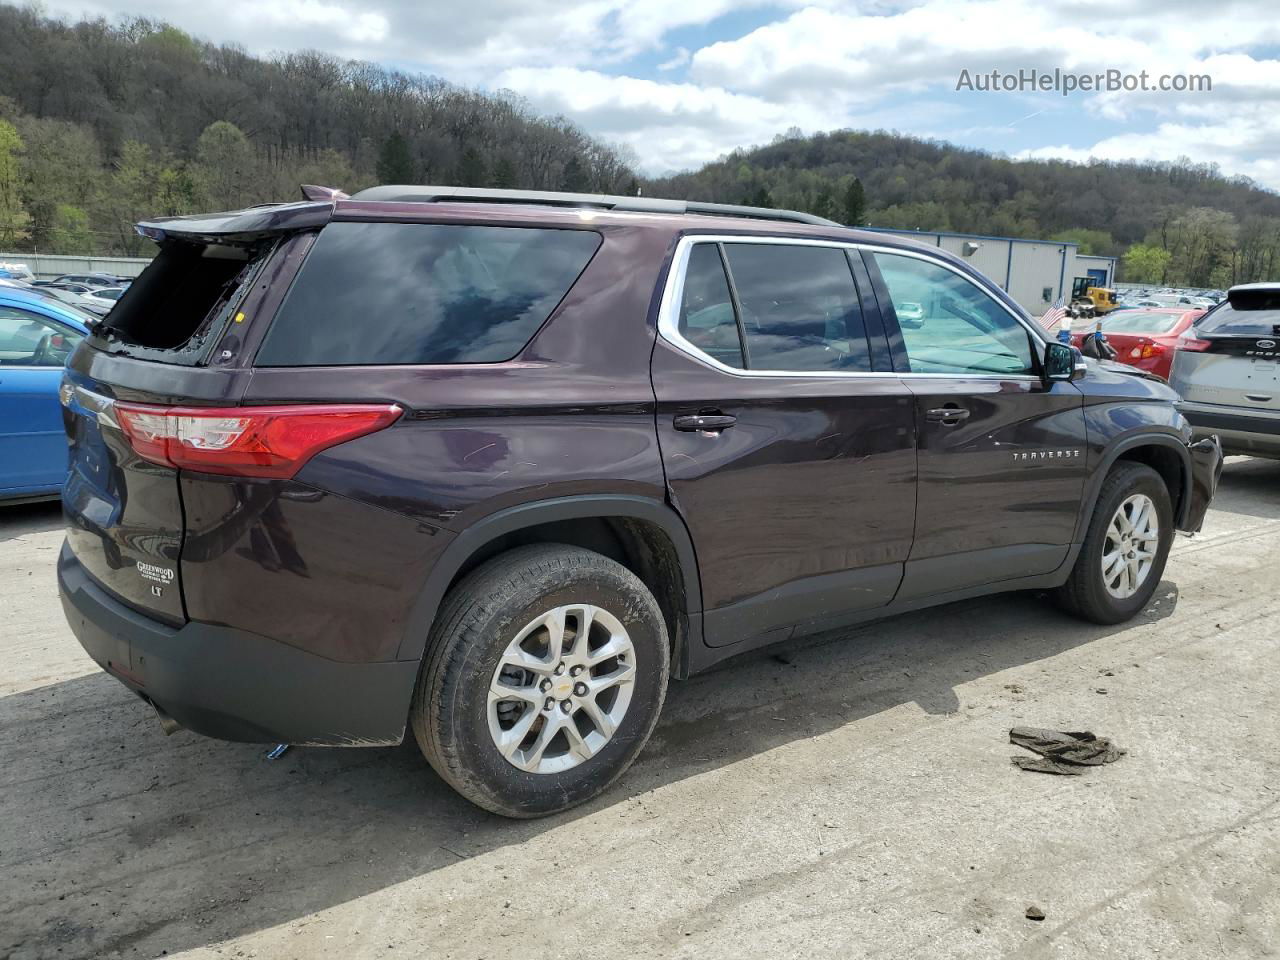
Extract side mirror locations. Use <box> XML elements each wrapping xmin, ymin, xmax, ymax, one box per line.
<box><xmin>1044</xmin><ymin>341</ymin><xmax>1086</xmax><ymax>382</ymax></box>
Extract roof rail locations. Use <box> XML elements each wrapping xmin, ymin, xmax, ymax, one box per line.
<box><xmin>347</xmin><ymin>185</ymin><xmax>841</xmax><ymax>227</ymax></box>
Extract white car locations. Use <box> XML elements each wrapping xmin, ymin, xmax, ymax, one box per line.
<box><xmin>0</xmin><ymin>261</ymin><xmax>35</xmax><ymax>282</ymax></box>
<box><xmin>80</xmin><ymin>287</ymin><xmax>127</xmax><ymax>309</ymax></box>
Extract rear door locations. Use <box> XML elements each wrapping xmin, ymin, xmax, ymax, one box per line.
<box><xmin>865</xmin><ymin>248</ymin><xmax>1087</xmax><ymax>601</ymax></box>
<box><xmin>652</xmin><ymin>236</ymin><xmax>916</xmax><ymax>647</ymax></box>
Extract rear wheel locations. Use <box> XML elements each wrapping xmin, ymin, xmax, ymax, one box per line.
<box><xmin>1056</xmin><ymin>462</ymin><xmax>1173</xmax><ymax>624</ymax></box>
<box><xmin>411</xmin><ymin>544</ymin><xmax>669</xmax><ymax>818</ymax></box>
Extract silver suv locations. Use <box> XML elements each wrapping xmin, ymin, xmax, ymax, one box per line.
<box><xmin>1171</xmin><ymin>283</ymin><xmax>1280</xmax><ymax>459</ymax></box>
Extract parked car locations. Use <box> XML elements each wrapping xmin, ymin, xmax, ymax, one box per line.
<box><xmin>80</xmin><ymin>286</ymin><xmax>126</xmax><ymax>309</ymax></box>
<box><xmin>57</xmin><ymin>187</ymin><xmax>1222</xmax><ymax>818</ymax></box>
<box><xmin>50</xmin><ymin>272</ymin><xmax>129</xmax><ymax>288</ymax></box>
<box><xmin>0</xmin><ymin>286</ymin><xmax>93</xmax><ymax>502</ymax></box>
<box><xmin>1170</xmin><ymin>283</ymin><xmax>1280</xmax><ymax>459</ymax></box>
<box><xmin>1069</xmin><ymin>308</ymin><xmax>1201</xmax><ymax>380</ymax></box>
<box><xmin>3</xmin><ymin>278</ymin><xmax>111</xmax><ymax>320</ymax></box>
<box><xmin>894</xmin><ymin>300</ymin><xmax>925</xmax><ymax>327</ymax></box>
<box><xmin>34</xmin><ymin>281</ymin><xmax>96</xmax><ymax>294</ymax></box>
<box><xmin>0</xmin><ymin>262</ymin><xmax>35</xmax><ymax>282</ymax></box>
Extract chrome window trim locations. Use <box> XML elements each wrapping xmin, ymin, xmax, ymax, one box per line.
<box><xmin>656</xmin><ymin>234</ymin><xmax>1049</xmax><ymax>381</ymax></box>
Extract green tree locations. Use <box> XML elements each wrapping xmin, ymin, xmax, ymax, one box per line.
<box><xmin>193</xmin><ymin>121</ymin><xmax>256</xmax><ymax>210</ymax></box>
<box><xmin>1122</xmin><ymin>244</ymin><xmax>1172</xmax><ymax>284</ymax></box>
<box><xmin>492</xmin><ymin>154</ymin><xmax>517</xmax><ymax>188</ymax></box>
<box><xmin>749</xmin><ymin>186</ymin><xmax>774</xmax><ymax>209</ymax></box>
<box><xmin>16</xmin><ymin>117</ymin><xmax>101</xmax><ymax>250</ymax></box>
<box><xmin>457</xmin><ymin>146</ymin><xmax>487</xmax><ymax>187</ymax></box>
<box><xmin>376</xmin><ymin>132</ymin><xmax>414</xmax><ymax>184</ymax></box>
<box><xmin>843</xmin><ymin>176</ymin><xmax>866</xmax><ymax>225</ymax></box>
<box><xmin>0</xmin><ymin>118</ymin><xmax>32</xmax><ymax>247</ymax></box>
<box><xmin>48</xmin><ymin>204</ymin><xmax>93</xmax><ymax>254</ymax></box>
<box><xmin>95</xmin><ymin>141</ymin><xmax>161</xmax><ymax>256</ymax></box>
<box><xmin>559</xmin><ymin>156</ymin><xmax>590</xmax><ymax>192</ymax></box>
<box><xmin>1050</xmin><ymin>228</ymin><xmax>1113</xmax><ymax>256</ymax></box>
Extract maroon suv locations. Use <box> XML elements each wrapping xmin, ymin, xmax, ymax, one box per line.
<box><xmin>58</xmin><ymin>186</ymin><xmax>1222</xmax><ymax>817</ymax></box>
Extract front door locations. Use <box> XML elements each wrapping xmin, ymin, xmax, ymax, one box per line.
<box><xmin>652</xmin><ymin>237</ymin><xmax>917</xmax><ymax>647</ymax></box>
<box><xmin>866</xmin><ymin>249</ymin><xmax>1088</xmax><ymax>601</ymax></box>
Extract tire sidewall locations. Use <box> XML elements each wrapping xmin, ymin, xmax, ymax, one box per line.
<box><xmin>1081</xmin><ymin>465</ymin><xmax>1174</xmax><ymax>620</ymax></box>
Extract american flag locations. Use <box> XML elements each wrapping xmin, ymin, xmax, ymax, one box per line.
<box><xmin>1039</xmin><ymin>291</ymin><xmax>1068</xmax><ymax>334</ymax></box>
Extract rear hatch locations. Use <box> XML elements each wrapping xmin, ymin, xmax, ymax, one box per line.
<box><xmin>60</xmin><ymin>204</ymin><xmax>326</xmax><ymax>621</ymax></box>
<box><xmin>1171</xmin><ymin>289</ymin><xmax>1280</xmax><ymax>412</ymax></box>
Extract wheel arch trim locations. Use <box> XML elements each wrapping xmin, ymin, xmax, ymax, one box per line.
<box><xmin>1076</xmin><ymin>433</ymin><xmax>1194</xmax><ymax>543</ymax></box>
<box><xmin>395</xmin><ymin>495</ymin><xmax>703</xmax><ymax>665</ymax></box>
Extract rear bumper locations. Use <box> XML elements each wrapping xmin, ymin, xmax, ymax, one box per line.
<box><xmin>1178</xmin><ymin>401</ymin><xmax>1280</xmax><ymax>459</ymax></box>
<box><xmin>58</xmin><ymin>542</ymin><xmax>419</xmax><ymax>745</ymax></box>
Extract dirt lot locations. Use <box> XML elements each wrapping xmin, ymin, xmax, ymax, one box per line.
<box><xmin>2</xmin><ymin>458</ymin><xmax>1278</xmax><ymax>960</ymax></box>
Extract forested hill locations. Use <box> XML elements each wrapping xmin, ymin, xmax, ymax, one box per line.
<box><xmin>0</xmin><ymin>5</ymin><xmax>636</xmax><ymax>256</ymax></box>
<box><xmin>646</xmin><ymin>129</ymin><xmax>1280</xmax><ymax>287</ymax></box>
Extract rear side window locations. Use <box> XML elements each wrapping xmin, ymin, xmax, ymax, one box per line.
<box><xmin>724</xmin><ymin>244</ymin><xmax>870</xmax><ymax>372</ymax></box>
<box><xmin>678</xmin><ymin>243</ymin><xmax>744</xmax><ymax>369</ymax></box>
<box><xmin>256</xmin><ymin>222</ymin><xmax>601</xmax><ymax>366</ymax></box>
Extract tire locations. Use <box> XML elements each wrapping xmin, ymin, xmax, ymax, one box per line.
<box><xmin>411</xmin><ymin>544</ymin><xmax>669</xmax><ymax>818</ymax></box>
<box><xmin>1055</xmin><ymin>462</ymin><xmax>1174</xmax><ymax>624</ymax></box>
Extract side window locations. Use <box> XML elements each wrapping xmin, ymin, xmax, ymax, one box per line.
<box><xmin>722</xmin><ymin>244</ymin><xmax>871</xmax><ymax>372</ymax></box>
<box><xmin>678</xmin><ymin>243</ymin><xmax>744</xmax><ymax>369</ymax></box>
<box><xmin>257</xmin><ymin>223</ymin><xmax>602</xmax><ymax>366</ymax></box>
<box><xmin>0</xmin><ymin>309</ymin><xmax>83</xmax><ymax>367</ymax></box>
<box><xmin>873</xmin><ymin>253</ymin><xmax>1036</xmax><ymax>376</ymax></box>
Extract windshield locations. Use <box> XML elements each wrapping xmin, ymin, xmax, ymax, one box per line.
<box><xmin>1098</xmin><ymin>310</ymin><xmax>1185</xmax><ymax>335</ymax></box>
<box><xmin>1197</xmin><ymin>290</ymin><xmax>1280</xmax><ymax>336</ymax></box>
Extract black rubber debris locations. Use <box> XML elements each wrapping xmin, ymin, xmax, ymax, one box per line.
<box><xmin>1009</xmin><ymin>727</ymin><xmax>1126</xmax><ymax>775</ymax></box>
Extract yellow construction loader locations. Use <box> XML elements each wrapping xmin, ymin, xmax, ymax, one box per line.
<box><xmin>1070</xmin><ymin>277</ymin><xmax>1120</xmax><ymax>318</ymax></box>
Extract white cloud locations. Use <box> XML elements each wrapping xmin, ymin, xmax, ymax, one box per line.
<box><xmin>495</xmin><ymin>67</ymin><xmax>832</xmax><ymax>171</ymax></box>
<box><xmin>657</xmin><ymin>47</ymin><xmax>691</xmax><ymax>72</ymax></box>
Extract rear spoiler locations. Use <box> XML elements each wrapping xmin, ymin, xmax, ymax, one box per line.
<box><xmin>134</xmin><ymin>199</ymin><xmax>334</xmax><ymax>245</ymax></box>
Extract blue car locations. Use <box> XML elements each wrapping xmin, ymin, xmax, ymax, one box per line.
<box><xmin>0</xmin><ymin>285</ymin><xmax>94</xmax><ymax>502</ymax></box>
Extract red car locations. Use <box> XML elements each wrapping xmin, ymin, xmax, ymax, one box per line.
<box><xmin>1069</xmin><ymin>308</ymin><xmax>1204</xmax><ymax>380</ymax></box>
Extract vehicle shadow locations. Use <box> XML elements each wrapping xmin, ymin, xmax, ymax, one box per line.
<box><xmin>0</xmin><ymin>499</ymin><xmax>62</xmax><ymax>542</ymax></box>
<box><xmin>0</xmin><ymin>581</ymin><xmax>1179</xmax><ymax>960</ymax></box>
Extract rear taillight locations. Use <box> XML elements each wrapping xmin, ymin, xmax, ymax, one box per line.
<box><xmin>1176</xmin><ymin>331</ymin><xmax>1212</xmax><ymax>352</ymax></box>
<box><xmin>1129</xmin><ymin>339</ymin><xmax>1167</xmax><ymax>360</ymax></box>
<box><xmin>114</xmin><ymin>403</ymin><xmax>402</xmax><ymax>479</ymax></box>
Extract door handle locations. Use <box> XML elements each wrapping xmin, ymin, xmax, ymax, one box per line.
<box><xmin>674</xmin><ymin>413</ymin><xmax>737</xmax><ymax>432</ymax></box>
<box><xmin>925</xmin><ymin>406</ymin><xmax>970</xmax><ymax>425</ymax></box>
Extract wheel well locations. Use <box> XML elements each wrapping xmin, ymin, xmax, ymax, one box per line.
<box><xmin>445</xmin><ymin>516</ymin><xmax>689</xmax><ymax>669</ymax></box>
<box><xmin>1115</xmin><ymin>444</ymin><xmax>1185</xmax><ymax>517</ymax></box>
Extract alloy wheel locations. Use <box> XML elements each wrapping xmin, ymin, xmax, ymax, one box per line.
<box><xmin>1101</xmin><ymin>493</ymin><xmax>1160</xmax><ymax>599</ymax></box>
<box><xmin>487</xmin><ymin>604</ymin><xmax>636</xmax><ymax>775</ymax></box>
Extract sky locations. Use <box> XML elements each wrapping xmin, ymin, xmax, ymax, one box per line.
<box><xmin>41</xmin><ymin>0</ymin><xmax>1280</xmax><ymax>189</ymax></box>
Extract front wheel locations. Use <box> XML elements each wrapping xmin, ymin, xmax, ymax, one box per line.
<box><xmin>1055</xmin><ymin>462</ymin><xmax>1174</xmax><ymax>624</ymax></box>
<box><xmin>411</xmin><ymin>544</ymin><xmax>669</xmax><ymax>818</ymax></box>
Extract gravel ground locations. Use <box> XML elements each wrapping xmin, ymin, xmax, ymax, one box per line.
<box><xmin>1</xmin><ymin>458</ymin><xmax>1277</xmax><ymax>960</ymax></box>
